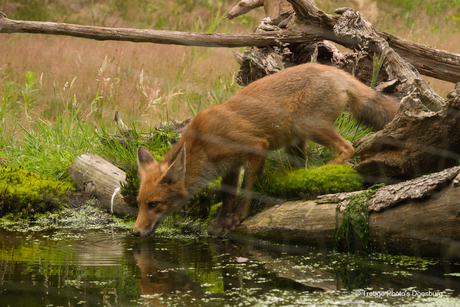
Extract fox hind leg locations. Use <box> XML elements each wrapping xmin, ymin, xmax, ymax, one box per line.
<box><xmin>285</xmin><ymin>140</ymin><xmax>308</xmax><ymax>168</ymax></box>
<box><xmin>310</xmin><ymin>125</ymin><xmax>354</xmax><ymax>164</ymax></box>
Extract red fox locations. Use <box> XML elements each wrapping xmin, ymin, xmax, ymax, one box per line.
<box><xmin>132</xmin><ymin>63</ymin><xmax>399</xmax><ymax>237</ymax></box>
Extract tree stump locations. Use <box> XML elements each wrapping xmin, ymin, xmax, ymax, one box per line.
<box><xmin>354</xmin><ymin>83</ymin><xmax>460</xmax><ymax>178</ymax></box>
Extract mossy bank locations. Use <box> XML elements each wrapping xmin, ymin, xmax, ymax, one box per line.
<box><xmin>0</xmin><ymin>166</ymin><xmax>74</xmax><ymax>218</ymax></box>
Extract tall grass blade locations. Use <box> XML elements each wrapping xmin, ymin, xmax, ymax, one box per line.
<box><xmin>185</xmin><ymin>93</ymin><xmax>196</xmax><ymax>116</ymax></box>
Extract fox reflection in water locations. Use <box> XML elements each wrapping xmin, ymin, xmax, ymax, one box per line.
<box><xmin>133</xmin><ymin>241</ymin><xmax>248</xmax><ymax>305</ymax></box>
<box><xmin>134</xmin><ymin>250</ymin><xmax>202</xmax><ymax>305</ymax></box>
<box><xmin>133</xmin><ymin>238</ymin><xmax>323</xmax><ymax>305</ymax></box>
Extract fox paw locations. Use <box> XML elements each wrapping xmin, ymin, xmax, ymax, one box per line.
<box><xmin>224</xmin><ymin>213</ymin><xmax>242</xmax><ymax>232</ymax></box>
<box><xmin>207</xmin><ymin>213</ymin><xmax>244</xmax><ymax>236</ymax></box>
<box><xmin>208</xmin><ymin>218</ymin><xmax>226</xmax><ymax>236</ymax></box>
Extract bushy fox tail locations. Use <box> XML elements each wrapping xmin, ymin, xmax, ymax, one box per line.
<box><xmin>347</xmin><ymin>84</ymin><xmax>399</xmax><ymax>130</ymax></box>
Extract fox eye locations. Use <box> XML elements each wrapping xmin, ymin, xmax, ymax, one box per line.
<box><xmin>148</xmin><ymin>201</ymin><xmax>159</xmax><ymax>210</ymax></box>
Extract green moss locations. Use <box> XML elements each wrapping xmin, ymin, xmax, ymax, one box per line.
<box><xmin>0</xmin><ymin>166</ymin><xmax>74</xmax><ymax>218</ymax></box>
<box><xmin>120</xmin><ymin>163</ymin><xmax>140</xmax><ymax>208</ymax></box>
<box><xmin>182</xmin><ymin>179</ymin><xmax>221</xmax><ymax>220</ymax></box>
<box><xmin>207</xmin><ymin>202</ymin><xmax>222</xmax><ymax>223</ymax></box>
<box><xmin>334</xmin><ymin>183</ymin><xmax>385</xmax><ymax>255</ymax></box>
<box><xmin>0</xmin><ymin>197</ymin><xmax>139</xmax><ymax>232</ymax></box>
<box><xmin>255</xmin><ymin>164</ymin><xmax>364</xmax><ymax>200</ymax></box>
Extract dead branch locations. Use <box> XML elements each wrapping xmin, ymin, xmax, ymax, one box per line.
<box><xmin>1</xmin><ymin>9</ymin><xmax>459</xmax><ymax>83</ymax></box>
<box><xmin>227</xmin><ymin>0</ymin><xmax>293</xmax><ymax>20</ymax></box>
<box><xmin>0</xmin><ymin>11</ymin><xmax>311</xmax><ymax>47</ymax></box>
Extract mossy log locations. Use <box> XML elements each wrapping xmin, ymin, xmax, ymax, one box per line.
<box><xmin>236</xmin><ymin>167</ymin><xmax>460</xmax><ymax>259</ymax></box>
<box><xmin>68</xmin><ymin>154</ymin><xmax>138</xmax><ymax>216</ymax></box>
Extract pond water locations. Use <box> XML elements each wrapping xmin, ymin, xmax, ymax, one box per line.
<box><xmin>0</xmin><ymin>227</ymin><xmax>459</xmax><ymax>307</ymax></box>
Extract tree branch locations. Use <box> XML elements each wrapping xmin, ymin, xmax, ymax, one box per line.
<box><xmin>1</xmin><ymin>4</ymin><xmax>459</xmax><ymax>83</ymax></box>
<box><xmin>0</xmin><ymin>11</ymin><xmax>311</xmax><ymax>47</ymax></box>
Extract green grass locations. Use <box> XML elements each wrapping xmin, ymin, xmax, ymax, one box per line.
<box><xmin>303</xmin><ymin>112</ymin><xmax>375</xmax><ymax>167</ymax></box>
<box><xmin>2</xmin><ymin>107</ymin><xmax>97</xmax><ymax>180</ymax></box>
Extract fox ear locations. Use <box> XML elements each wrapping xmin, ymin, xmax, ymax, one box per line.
<box><xmin>137</xmin><ymin>146</ymin><xmax>158</xmax><ymax>180</ymax></box>
<box><xmin>164</xmin><ymin>142</ymin><xmax>186</xmax><ymax>183</ymax></box>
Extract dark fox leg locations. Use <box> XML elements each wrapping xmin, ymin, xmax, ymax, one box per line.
<box><xmin>225</xmin><ymin>151</ymin><xmax>266</xmax><ymax>232</ymax></box>
<box><xmin>208</xmin><ymin>167</ymin><xmax>241</xmax><ymax>236</ymax></box>
<box><xmin>285</xmin><ymin>140</ymin><xmax>308</xmax><ymax>168</ymax></box>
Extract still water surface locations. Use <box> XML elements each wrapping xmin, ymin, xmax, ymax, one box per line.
<box><xmin>0</xmin><ymin>227</ymin><xmax>459</xmax><ymax>306</ymax></box>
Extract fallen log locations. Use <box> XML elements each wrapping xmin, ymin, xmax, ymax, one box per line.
<box><xmin>353</xmin><ymin>78</ymin><xmax>460</xmax><ymax>178</ymax></box>
<box><xmin>67</xmin><ymin>153</ymin><xmax>138</xmax><ymax>216</ymax></box>
<box><xmin>236</xmin><ymin>166</ymin><xmax>460</xmax><ymax>259</ymax></box>
<box><xmin>319</xmin><ymin>166</ymin><xmax>460</xmax><ymax>212</ymax></box>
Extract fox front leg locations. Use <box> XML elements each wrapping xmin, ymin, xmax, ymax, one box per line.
<box><xmin>208</xmin><ymin>167</ymin><xmax>241</xmax><ymax>236</ymax></box>
<box><xmin>223</xmin><ymin>152</ymin><xmax>266</xmax><ymax>233</ymax></box>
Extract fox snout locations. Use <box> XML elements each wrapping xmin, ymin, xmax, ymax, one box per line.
<box><xmin>132</xmin><ymin>227</ymin><xmax>153</xmax><ymax>238</ymax></box>
<box><xmin>132</xmin><ymin>222</ymin><xmax>157</xmax><ymax>238</ymax></box>
<box><xmin>132</xmin><ymin>229</ymin><xmax>141</xmax><ymax>237</ymax></box>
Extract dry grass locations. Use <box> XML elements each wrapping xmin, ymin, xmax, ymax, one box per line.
<box><xmin>0</xmin><ymin>34</ymin><xmax>242</xmax><ymax>128</ymax></box>
<box><xmin>0</xmin><ymin>0</ymin><xmax>458</xmax><ymax>134</ymax></box>
<box><xmin>320</xmin><ymin>0</ymin><xmax>460</xmax><ymax>97</ymax></box>
<box><xmin>0</xmin><ymin>0</ymin><xmax>264</xmax><ymax>134</ymax></box>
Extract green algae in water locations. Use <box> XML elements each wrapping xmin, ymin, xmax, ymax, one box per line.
<box><xmin>0</xmin><ymin>226</ymin><xmax>459</xmax><ymax>307</ymax></box>
<box><xmin>0</xmin><ymin>199</ymin><xmax>136</xmax><ymax>233</ymax></box>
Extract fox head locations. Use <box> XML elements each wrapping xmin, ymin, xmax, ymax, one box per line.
<box><xmin>133</xmin><ymin>143</ymin><xmax>188</xmax><ymax>238</ymax></box>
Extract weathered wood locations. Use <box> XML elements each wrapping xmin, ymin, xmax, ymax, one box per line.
<box><xmin>319</xmin><ymin>166</ymin><xmax>460</xmax><ymax>212</ymax></box>
<box><xmin>241</xmin><ymin>4</ymin><xmax>443</xmax><ymax>107</ymax></box>
<box><xmin>286</xmin><ymin>0</ymin><xmax>460</xmax><ymax>84</ymax></box>
<box><xmin>354</xmin><ymin>82</ymin><xmax>460</xmax><ymax>177</ymax></box>
<box><xmin>0</xmin><ymin>11</ymin><xmax>310</xmax><ymax>47</ymax></box>
<box><xmin>236</xmin><ymin>170</ymin><xmax>460</xmax><ymax>259</ymax></box>
<box><xmin>68</xmin><ymin>154</ymin><xmax>138</xmax><ymax>216</ymax></box>
<box><xmin>369</xmin><ymin>183</ymin><xmax>460</xmax><ymax>258</ymax></box>
<box><xmin>332</xmin><ymin>7</ymin><xmax>443</xmax><ymax>107</ymax></box>
<box><xmin>1</xmin><ymin>9</ymin><xmax>459</xmax><ymax>83</ymax></box>
<box><xmin>236</xmin><ymin>201</ymin><xmax>339</xmax><ymax>249</ymax></box>
<box><xmin>377</xmin><ymin>31</ymin><xmax>460</xmax><ymax>84</ymax></box>
<box><xmin>227</xmin><ymin>0</ymin><xmax>293</xmax><ymax>20</ymax></box>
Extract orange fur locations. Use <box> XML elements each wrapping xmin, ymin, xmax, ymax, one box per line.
<box><xmin>133</xmin><ymin>63</ymin><xmax>399</xmax><ymax>237</ymax></box>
